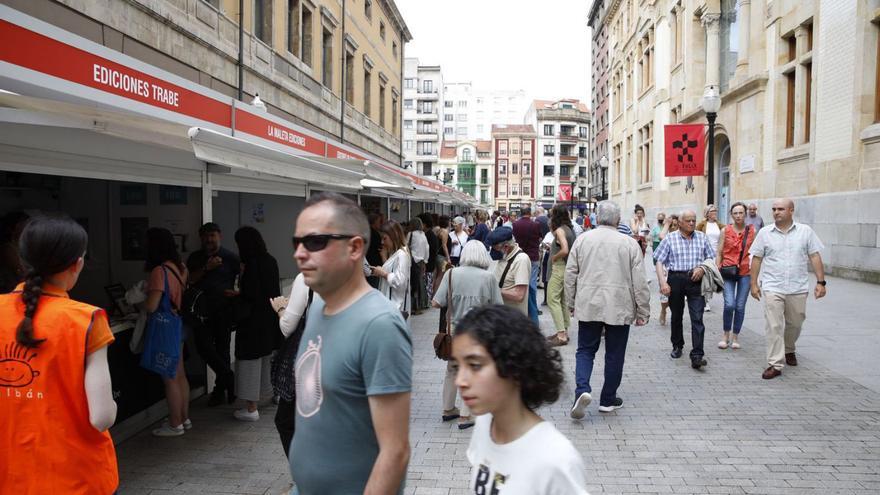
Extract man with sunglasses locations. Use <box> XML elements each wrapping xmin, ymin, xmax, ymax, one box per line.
<box><xmin>289</xmin><ymin>193</ymin><xmax>412</xmax><ymax>495</ymax></box>
<box><xmin>749</xmin><ymin>198</ymin><xmax>825</xmax><ymax>380</ymax></box>
<box><xmin>654</xmin><ymin>210</ymin><xmax>716</xmax><ymax>370</ymax></box>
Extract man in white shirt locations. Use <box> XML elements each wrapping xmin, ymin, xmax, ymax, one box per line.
<box><xmin>749</xmin><ymin>198</ymin><xmax>826</xmax><ymax>380</ymax></box>
<box><xmin>487</xmin><ymin>226</ymin><xmax>531</xmax><ymax>316</ymax></box>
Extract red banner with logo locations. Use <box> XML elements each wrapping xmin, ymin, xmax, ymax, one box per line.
<box><xmin>557</xmin><ymin>184</ymin><xmax>572</xmax><ymax>201</ymax></box>
<box><xmin>664</xmin><ymin>124</ymin><xmax>705</xmax><ymax>177</ymax></box>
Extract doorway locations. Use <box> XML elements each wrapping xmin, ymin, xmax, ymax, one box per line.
<box><xmin>716</xmin><ymin>136</ymin><xmax>731</xmax><ymax>224</ymax></box>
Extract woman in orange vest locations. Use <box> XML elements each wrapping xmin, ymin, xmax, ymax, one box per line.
<box><xmin>0</xmin><ymin>215</ymin><xmax>118</xmax><ymax>494</ymax></box>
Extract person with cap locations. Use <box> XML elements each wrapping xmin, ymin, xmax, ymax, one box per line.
<box><xmin>186</xmin><ymin>222</ymin><xmax>240</xmax><ymax>406</ymax></box>
<box><xmin>487</xmin><ymin>226</ymin><xmax>532</xmax><ymax>316</ymax></box>
<box><xmin>449</xmin><ymin>216</ymin><xmax>469</xmax><ymax>267</ymax></box>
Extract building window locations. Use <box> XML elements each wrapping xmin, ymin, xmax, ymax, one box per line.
<box><xmin>404</xmin><ymin>120</ymin><xmax>413</xmax><ymax>129</ymax></box>
<box><xmin>560</xmin><ymin>165</ymin><xmax>571</xmax><ymax>177</ymax></box>
<box><xmin>392</xmin><ymin>41</ymin><xmax>398</xmax><ymax>60</ymax></box>
<box><xmin>456</xmin><ymin>126</ymin><xmax>467</xmax><ymax>135</ymax></box>
<box><xmin>498</xmin><ymin>180</ymin><xmax>507</xmax><ymax>197</ymax></box>
<box><xmin>301</xmin><ymin>7</ymin><xmax>313</xmax><ymax>66</ymax></box>
<box><xmin>380</xmin><ymin>21</ymin><xmax>386</xmax><ymax>41</ymax></box>
<box><xmin>444</xmin><ymin>114</ymin><xmax>453</xmax><ymax>121</ymax></box>
<box><xmin>481</xmin><ymin>169</ymin><xmax>488</xmax><ymax>184</ymax></box>
<box><xmin>786</xmin><ymin>33</ymin><xmax>796</xmax><ymax>62</ymax></box>
<box><xmin>543</xmin><ymin>124</ymin><xmax>554</xmax><ymax>136</ymax></box>
<box><xmin>254</xmin><ymin>0</ymin><xmax>272</xmax><ymax>45</ymax></box>
<box><xmin>498</xmin><ymin>160</ymin><xmax>508</xmax><ymax>175</ymax></box>
<box><xmin>543</xmin><ymin>186</ymin><xmax>554</xmax><ymax>197</ymax></box>
<box><xmin>458</xmin><ymin>101</ymin><xmax>467</xmax><ymax>108</ymax></box>
<box><xmin>498</xmin><ymin>140</ymin><xmax>508</xmax><ymax>157</ymax></box>
<box><xmin>522</xmin><ymin>160</ymin><xmax>531</xmax><ymax>175</ymax></box>
<box><xmin>523</xmin><ymin>143</ymin><xmax>531</xmax><ymax>156</ymax></box>
<box><xmin>287</xmin><ymin>0</ymin><xmax>300</xmax><ymax>57</ymax></box>
<box><xmin>404</xmin><ymin>140</ymin><xmax>413</xmax><ymax>150</ymax></box>
<box><xmin>392</xmin><ymin>91</ymin><xmax>398</xmax><ymax>133</ymax></box>
<box><xmin>543</xmin><ymin>165</ymin><xmax>554</xmax><ymax>176</ymax></box>
<box><xmin>511</xmin><ymin>184</ymin><xmax>519</xmax><ymax>196</ymax></box>
<box><xmin>363</xmin><ymin>69</ymin><xmax>371</xmax><ymax>117</ymax></box>
<box><xmin>379</xmin><ymin>84</ymin><xmax>386</xmax><ymax>128</ymax></box>
<box><xmin>672</xmin><ymin>3</ymin><xmax>683</xmax><ymax>65</ymax></box>
<box><xmin>785</xmin><ymin>70</ymin><xmax>795</xmax><ymax>147</ymax></box>
<box><xmin>511</xmin><ymin>163</ymin><xmax>519</xmax><ymax>175</ymax></box>
<box><xmin>423</xmin><ymin>80</ymin><xmax>433</xmax><ymax>93</ymax></box>
<box><xmin>579</xmin><ymin>146</ymin><xmax>587</xmax><ymax>158</ymax></box>
<box><xmin>444</xmin><ymin>100</ymin><xmax>453</xmax><ymax>107</ymax></box>
<box><xmin>463</xmin><ymin>148</ymin><xmax>472</xmax><ymax>161</ymax></box>
<box><xmin>457</xmin><ymin>114</ymin><xmax>467</xmax><ymax>121</ymax></box>
<box><xmin>345</xmin><ymin>51</ymin><xmax>355</xmax><ymax>104</ymax></box>
<box><xmin>321</xmin><ymin>28</ymin><xmax>333</xmax><ymax>88</ymax></box>
<box><xmin>404</xmin><ymin>99</ymin><xmax>413</xmax><ymax>109</ymax></box>
<box><xmin>543</xmin><ymin>144</ymin><xmax>554</xmax><ymax>156</ymax></box>
<box><xmin>613</xmin><ymin>143</ymin><xmax>622</xmax><ymax>192</ymax></box>
<box><xmin>444</xmin><ymin>126</ymin><xmax>453</xmax><ymax>135</ymax></box>
<box><xmin>364</xmin><ymin>0</ymin><xmax>372</xmax><ymax>21</ymax></box>
<box><xmin>638</xmin><ymin>122</ymin><xmax>652</xmax><ymax>184</ymax></box>
<box><xmin>405</xmin><ymin>78</ymin><xmax>415</xmax><ymax>89</ymax></box>
<box><xmin>625</xmin><ymin>135</ymin><xmax>632</xmax><ymax>191</ymax></box>
<box><xmin>417</xmin><ymin>142</ymin><xmax>434</xmax><ymax>155</ymax></box>
<box><xmin>421</xmin><ymin>163</ymin><xmax>432</xmax><ymax>176</ymax></box>
<box><xmin>638</xmin><ymin>29</ymin><xmax>654</xmax><ymax>93</ymax></box>
<box><xmin>803</xmin><ymin>61</ymin><xmax>812</xmax><ymax>143</ymax></box>
<box><xmin>626</xmin><ymin>57</ymin><xmax>633</xmax><ymax>102</ymax></box>
<box><xmin>521</xmin><ymin>180</ymin><xmax>531</xmax><ymax>197</ymax></box>
<box><xmin>579</xmin><ymin>126</ymin><xmax>588</xmax><ymax>138</ymax></box>
<box><xmin>477</xmin><ymin>124</ymin><xmax>484</xmax><ymax>133</ymax></box>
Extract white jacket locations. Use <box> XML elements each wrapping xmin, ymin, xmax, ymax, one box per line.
<box><xmin>378</xmin><ymin>248</ymin><xmax>411</xmax><ymax>314</ymax></box>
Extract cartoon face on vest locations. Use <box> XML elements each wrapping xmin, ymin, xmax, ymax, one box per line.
<box><xmin>0</xmin><ymin>342</ymin><xmax>41</xmax><ymax>388</ymax></box>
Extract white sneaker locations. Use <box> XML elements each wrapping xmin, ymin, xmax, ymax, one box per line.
<box><xmin>597</xmin><ymin>397</ymin><xmax>624</xmax><ymax>413</ymax></box>
<box><xmin>162</xmin><ymin>418</ymin><xmax>192</xmax><ymax>430</ymax></box>
<box><xmin>233</xmin><ymin>408</ymin><xmax>260</xmax><ymax>422</ymax></box>
<box><xmin>718</xmin><ymin>340</ymin><xmax>729</xmax><ymax>349</ymax></box>
<box><xmin>152</xmin><ymin>423</ymin><xmax>185</xmax><ymax>437</ymax></box>
<box><xmin>569</xmin><ymin>392</ymin><xmax>592</xmax><ymax>420</ymax></box>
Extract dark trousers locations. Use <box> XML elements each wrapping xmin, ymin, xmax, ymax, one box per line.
<box><xmin>193</xmin><ymin>315</ymin><xmax>232</xmax><ymax>389</ymax></box>
<box><xmin>275</xmin><ymin>398</ymin><xmax>296</xmax><ymax>458</ymax></box>
<box><xmin>668</xmin><ymin>271</ymin><xmax>706</xmax><ymax>361</ymax></box>
<box><xmin>575</xmin><ymin>321</ymin><xmax>630</xmax><ymax>407</ymax></box>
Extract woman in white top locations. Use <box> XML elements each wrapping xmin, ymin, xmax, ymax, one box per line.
<box><xmin>453</xmin><ymin>305</ymin><xmax>590</xmax><ymax>495</ymax></box>
<box><xmin>449</xmin><ymin>216</ymin><xmax>469</xmax><ymax>266</ymax></box>
<box><xmin>697</xmin><ymin>204</ymin><xmax>725</xmax><ymax>312</ymax></box>
<box><xmin>371</xmin><ymin>220</ymin><xmax>411</xmax><ymax>317</ymax></box>
<box><xmin>408</xmin><ymin>218</ymin><xmax>430</xmax><ymax>315</ymax></box>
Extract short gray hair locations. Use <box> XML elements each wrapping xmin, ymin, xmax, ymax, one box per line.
<box><xmin>596</xmin><ymin>200</ymin><xmax>621</xmax><ymax>227</ymax></box>
<box><xmin>459</xmin><ymin>240</ymin><xmax>491</xmax><ymax>269</ymax></box>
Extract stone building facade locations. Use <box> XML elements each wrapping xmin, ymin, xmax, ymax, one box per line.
<box><xmin>588</xmin><ymin>0</ymin><xmax>611</xmax><ymax>201</ymax></box>
<box><xmin>8</xmin><ymin>0</ymin><xmax>412</xmax><ymax>165</ymax></box>
<box><xmin>438</xmin><ymin>140</ymin><xmax>494</xmax><ymax>205</ymax></box>
<box><xmin>402</xmin><ymin>58</ymin><xmax>443</xmax><ymax>176</ymax></box>
<box><xmin>492</xmin><ymin>124</ymin><xmax>536</xmax><ymax>212</ymax></box>
<box><xmin>601</xmin><ymin>0</ymin><xmax>880</xmax><ymax>282</ymax></box>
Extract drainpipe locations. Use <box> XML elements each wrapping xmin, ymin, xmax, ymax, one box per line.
<box><xmin>237</xmin><ymin>0</ymin><xmax>244</xmax><ymax>101</ymax></box>
<box><xmin>340</xmin><ymin>0</ymin><xmax>346</xmax><ymax>144</ymax></box>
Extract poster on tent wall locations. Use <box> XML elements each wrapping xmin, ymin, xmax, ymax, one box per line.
<box><xmin>664</xmin><ymin>124</ymin><xmax>706</xmax><ymax>177</ymax></box>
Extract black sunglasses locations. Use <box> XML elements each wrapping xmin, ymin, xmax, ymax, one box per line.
<box><xmin>292</xmin><ymin>234</ymin><xmax>357</xmax><ymax>252</ymax></box>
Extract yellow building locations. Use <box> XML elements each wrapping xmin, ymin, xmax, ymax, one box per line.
<box><xmin>601</xmin><ymin>0</ymin><xmax>880</xmax><ymax>281</ymax></box>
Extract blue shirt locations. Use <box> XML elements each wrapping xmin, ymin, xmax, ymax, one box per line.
<box><xmin>653</xmin><ymin>230</ymin><xmax>716</xmax><ymax>271</ymax></box>
<box><xmin>617</xmin><ymin>223</ymin><xmax>633</xmax><ymax>235</ymax></box>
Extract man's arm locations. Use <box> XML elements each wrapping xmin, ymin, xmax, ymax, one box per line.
<box><xmin>501</xmin><ymin>284</ymin><xmax>527</xmax><ymax>303</ymax></box>
<box><xmin>656</xmin><ymin>260</ymin><xmax>671</xmax><ymax>296</ymax></box>
<box><xmin>365</xmin><ymin>392</ymin><xmax>411</xmax><ymax>495</ymax></box>
<box><xmin>810</xmin><ymin>252</ymin><xmax>826</xmax><ymax>299</ymax></box>
<box><xmin>750</xmin><ymin>256</ymin><xmax>763</xmax><ymax>300</ymax></box>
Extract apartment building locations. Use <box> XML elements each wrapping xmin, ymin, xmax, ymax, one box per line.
<box><xmin>403</xmin><ymin>58</ymin><xmax>443</xmax><ymax>176</ymax></box>
<box><xmin>588</xmin><ymin>0</ymin><xmax>611</xmax><ymax>201</ymax></box>
<box><xmin>492</xmin><ymin>125</ymin><xmax>537</xmax><ymax>212</ymax></box>
<box><xmin>524</xmin><ymin>99</ymin><xmax>591</xmax><ymax>211</ymax></box>
<box><xmin>438</xmin><ymin>140</ymin><xmax>494</xmax><ymax>205</ymax></box>
<box><xmin>601</xmin><ymin>0</ymin><xmax>880</xmax><ymax>281</ymax></box>
<box><xmin>443</xmin><ymin>83</ymin><xmax>530</xmax><ymax>140</ymax></box>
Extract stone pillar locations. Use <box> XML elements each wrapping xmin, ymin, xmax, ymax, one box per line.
<box><xmin>735</xmin><ymin>0</ymin><xmax>751</xmax><ymax>77</ymax></box>
<box><xmin>702</xmin><ymin>13</ymin><xmax>722</xmax><ymax>88</ymax></box>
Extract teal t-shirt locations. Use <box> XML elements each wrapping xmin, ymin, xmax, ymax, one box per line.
<box><xmin>290</xmin><ymin>289</ymin><xmax>413</xmax><ymax>495</ymax></box>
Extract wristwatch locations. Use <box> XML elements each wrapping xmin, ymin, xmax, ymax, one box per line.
<box><xmin>816</xmin><ymin>280</ymin><xmax>827</xmax><ymax>286</ymax></box>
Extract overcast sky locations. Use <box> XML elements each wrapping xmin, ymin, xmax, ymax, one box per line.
<box><xmin>395</xmin><ymin>0</ymin><xmax>592</xmax><ymax>105</ymax></box>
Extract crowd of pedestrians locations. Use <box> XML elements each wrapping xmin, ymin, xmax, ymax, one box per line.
<box><xmin>0</xmin><ymin>190</ymin><xmax>829</xmax><ymax>494</ymax></box>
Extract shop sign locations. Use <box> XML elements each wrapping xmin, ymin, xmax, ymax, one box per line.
<box><xmin>234</xmin><ymin>108</ymin><xmax>325</xmax><ymax>156</ymax></box>
<box><xmin>557</xmin><ymin>184</ymin><xmax>572</xmax><ymax>201</ymax></box>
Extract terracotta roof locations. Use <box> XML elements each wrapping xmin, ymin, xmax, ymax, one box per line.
<box><xmin>532</xmin><ymin>98</ymin><xmax>590</xmax><ymax>113</ymax></box>
<box><xmin>439</xmin><ymin>140</ymin><xmax>457</xmax><ymax>159</ymax></box>
<box><xmin>491</xmin><ymin>124</ymin><xmax>536</xmax><ymax>135</ymax></box>
<box><xmin>475</xmin><ymin>140</ymin><xmax>492</xmax><ymax>153</ymax></box>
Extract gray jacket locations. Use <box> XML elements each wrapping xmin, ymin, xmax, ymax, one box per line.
<box><xmin>564</xmin><ymin>226</ymin><xmax>651</xmax><ymax>325</ymax></box>
<box><xmin>700</xmin><ymin>259</ymin><xmax>725</xmax><ymax>299</ymax></box>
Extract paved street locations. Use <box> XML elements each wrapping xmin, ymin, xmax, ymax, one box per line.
<box><xmin>117</xmin><ymin>275</ymin><xmax>880</xmax><ymax>494</ymax></box>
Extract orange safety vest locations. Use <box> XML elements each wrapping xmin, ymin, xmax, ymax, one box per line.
<box><xmin>0</xmin><ymin>283</ymin><xmax>118</xmax><ymax>494</ymax></box>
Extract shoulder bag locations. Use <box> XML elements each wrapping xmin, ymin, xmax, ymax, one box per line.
<box><xmin>433</xmin><ymin>269</ymin><xmax>453</xmax><ymax>360</ymax></box>
<box><xmin>498</xmin><ymin>249</ymin><xmax>527</xmax><ymax>289</ymax></box>
<box><xmin>720</xmin><ymin>226</ymin><xmax>750</xmax><ymax>280</ymax></box>
<box><xmin>140</xmin><ymin>266</ymin><xmax>182</xmax><ymax>379</ymax></box>
<box><xmin>271</xmin><ymin>289</ymin><xmax>313</xmax><ymax>402</ymax></box>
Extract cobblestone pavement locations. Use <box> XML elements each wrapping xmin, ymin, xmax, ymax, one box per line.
<box><xmin>117</xmin><ymin>276</ymin><xmax>880</xmax><ymax>494</ymax></box>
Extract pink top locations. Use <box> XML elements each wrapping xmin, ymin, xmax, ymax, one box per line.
<box><xmin>147</xmin><ymin>262</ymin><xmax>187</xmax><ymax>310</ymax></box>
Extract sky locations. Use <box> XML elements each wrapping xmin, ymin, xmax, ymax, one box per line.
<box><xmin>395</xmin><ymin>0</ymin><xmax>592</xmax><ymax>105</ymax></box>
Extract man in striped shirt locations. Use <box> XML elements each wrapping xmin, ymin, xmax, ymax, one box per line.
<box><xmin>653</xmin><ymin>210</ymin><xmax>716</xmax><ymax>369</ymax></box>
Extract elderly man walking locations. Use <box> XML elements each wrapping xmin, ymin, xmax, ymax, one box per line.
<box><xmin>487</xmin><ymin>226</ymin><xmax>532</xmax><ymax>316</ymax></box>
<box><xmin>749</xmin><ymin>198</ymin><xmax>826</xmax><ymax>379</ymax></box>
<box><xmin>653</xmin><ymin>210</ymin><xmax>716</xmax><ymax>369</ymax></box>
<box><xmin>566</xmin><ymin>201</ymin><xmax>650</xmax><ymax>417</ymax></box>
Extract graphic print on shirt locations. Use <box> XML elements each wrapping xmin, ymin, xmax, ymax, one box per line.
<box><xmin>474</xmin><ymin>463</ymin><xmax>507</xmax><ymax>494</ymax></box>
<box><xmin>295</xmin><ymin>335</ymin><xmax>323</xmax><ymax>417</ymax></box>
<box><xmin>0</xmin><ymin>341</ymin><xmax>40</xmax><ymax>388</ymax></box>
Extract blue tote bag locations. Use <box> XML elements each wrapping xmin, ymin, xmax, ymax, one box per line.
<box><xmin>140</xmin><ymin>266</ymin><xmax>182</xmax><ymax>379</ymax></box>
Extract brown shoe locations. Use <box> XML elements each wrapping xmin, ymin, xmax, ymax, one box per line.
<box><xmin>548</xmin><ymin>334</ymin><xmax>569</xmax><ymax>347</ymax></box>
<box><xmin>785</xmin><ymin>353</ymin><xmax>798</xmax><ymax>366</ymax></box>
<box><xmin>762</xmin><ymin>367</ymin><xmax>782</xmax><ymax>380</ymax></box>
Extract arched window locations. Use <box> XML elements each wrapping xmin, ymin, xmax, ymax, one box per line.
<box><xmin>462</xmin><ymin>147</ymin><xmax>472</xmax><ymax>161</ymax></box>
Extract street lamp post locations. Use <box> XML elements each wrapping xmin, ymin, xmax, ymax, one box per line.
<box><xmin>599</xmin><ymin>155</ymin><xmax>609</xmax><ymax>200</ymax></box>
<box><xmin>701</xmin><ymin>85</ymin><xmax>721</xmax><ymax>206</ymax></box>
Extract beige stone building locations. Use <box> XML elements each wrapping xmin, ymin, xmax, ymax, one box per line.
<box><xmin>6</xmin><ymin>0</ymin><xmax>411</xmax><ymax>163</ymax></box>
<box><xmin>601</xmin><ymin>0</ymin><xmax>880</xmax><ymax>281</ymax></box>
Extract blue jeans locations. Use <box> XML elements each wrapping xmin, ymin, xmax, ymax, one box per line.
<box><xmin>528</xmin><ymin>260</ymin><xmax>540</xmax><ymax>326</ymax></box>
<box><xmin>722</xmin><ymin>275</ymin><xmax>751</xmax><ymax>333</ymax></box>
<box><xmin>574</xmin><ymin>321</ymin><xmax>630</xmax><ymax>407</ymax></box>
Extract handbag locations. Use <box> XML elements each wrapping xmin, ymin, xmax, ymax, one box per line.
<box><xmin>271</xmin><ymin>289</ymin><xmax>314</xmax><ymax>402</ymax></box>
<box><xmin>720</xmin><ymin>225</ymin><xmax>750</xmax><ymax>280</ymax></box>
<box><xmin>433</xmin><ymin>269</ymin><xmax>453</xmax><ymax>361</ymax></box>
<box><xmin>140</xmin><ymin>266</ymin><xmax>182</xmax><ymax>379</ymax></box>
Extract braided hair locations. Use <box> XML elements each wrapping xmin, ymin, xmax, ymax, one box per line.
<box><xmin>16</xmin><ymin>215</ymin><xmax>88</xmax><ymax>348</ymax></box>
